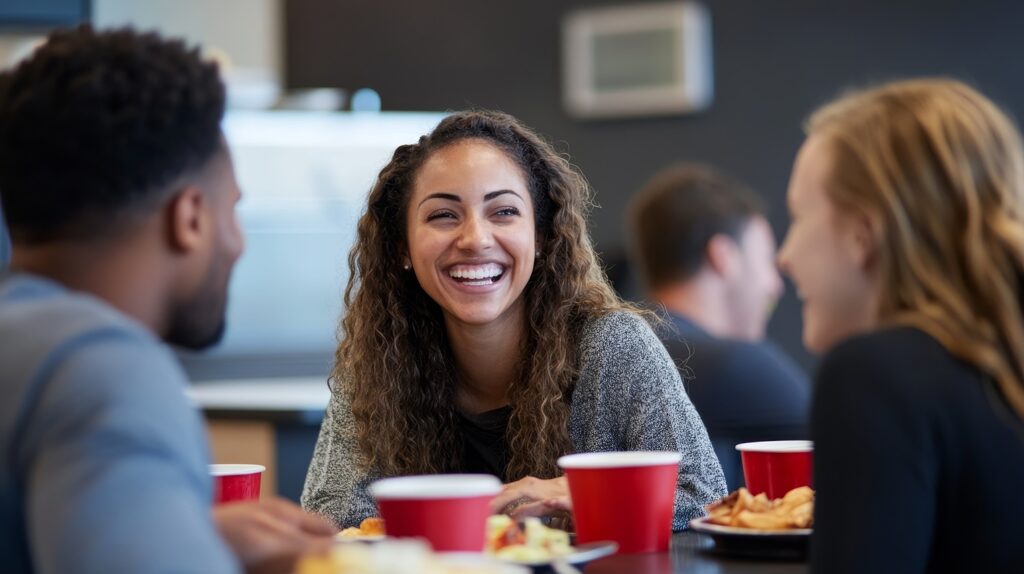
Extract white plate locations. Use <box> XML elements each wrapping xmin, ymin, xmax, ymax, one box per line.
<box><xmin>334</xmin><ymin>533</ymin><xmax>387</xmax><ymax>543</ymax></box>
<box><xmin>495</xmin><ymin>540</ymin><xmax>618</xmax><ymax>568</ymax></box>
<box><xmin>438</xmin><ymin>553</ymin><xmax>531</xmax><ymax>574</ymax></box>
<box><xmin>689</xmin><ymin>516</ymin><xmax>811</xmax><ymax>536</ymax></box>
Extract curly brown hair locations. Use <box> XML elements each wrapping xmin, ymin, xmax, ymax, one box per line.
<box><xmin>333</xmin><ymin>110</ymin><xmax>635</xmax><ymax>480</ymax></box>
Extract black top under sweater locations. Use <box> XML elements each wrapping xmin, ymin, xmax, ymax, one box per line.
<box><xmin>457</xmin><ymin>406</ymin><xmax>512</xmax><ymax>481</ymax></box>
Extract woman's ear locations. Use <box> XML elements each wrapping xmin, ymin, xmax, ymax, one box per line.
<box><xmin>848</xmin><ymin>211</ymin><xmax>879</xmax><ymax>271</ymax></box>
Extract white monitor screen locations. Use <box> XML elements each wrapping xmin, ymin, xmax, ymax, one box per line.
<box><xmin>593</xmin><ymin>29</ymin><xmax>679</xmax><ymax>91</ymax></box>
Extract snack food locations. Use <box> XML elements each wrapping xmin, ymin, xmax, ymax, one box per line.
<box><xmin>338</xmin><ymin>517</ymin><xmax>387</xmax><ymax>539</ymax></box>
<box><xmin>705</xmin><ymin>486</ymin><xmax>814</xmax><ymax>530</ymax></box>
<box><xmin>485</xmin><ymin>515</ymin><xmax>572</xmax><ymax>562</ymax></box>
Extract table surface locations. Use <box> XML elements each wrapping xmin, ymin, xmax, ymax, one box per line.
<box><xmin>188</xmin><ymin>381</ymin><xmax>811</xmax><ymax>574</ymax></box>
<box><xmin>584</xmin><ymin>531</ymin><xmax>807</xmax><ymax>574</ymax></box>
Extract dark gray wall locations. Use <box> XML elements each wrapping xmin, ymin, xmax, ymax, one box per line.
<box><xmin>286</xmin><ymin>0</ymin><xmax>1024</xmax><ymax>372</ymax></box>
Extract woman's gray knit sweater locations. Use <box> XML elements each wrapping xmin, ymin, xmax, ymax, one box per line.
<box><xmin>301</xmin><ymin>310</ymin><xmax>727</xmax><ymax>531</ymax></box>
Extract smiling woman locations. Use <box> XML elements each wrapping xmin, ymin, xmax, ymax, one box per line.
<box><xmin>407</xmin><ymin>140</ymin><xmax>537</xmax><ymax>330</ymax></box>
<box><xmin>300</xmin><ymin>110</ymin><xmax>726</xmax><ymax>531</ymax></box>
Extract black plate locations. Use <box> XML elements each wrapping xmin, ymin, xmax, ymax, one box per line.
<box><xmin>688</xmin><ymin>517</ymin><xmax>809</xmax><ymax>560</ymax></box>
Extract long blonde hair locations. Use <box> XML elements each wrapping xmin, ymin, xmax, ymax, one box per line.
<box><xmin>335</xmin><ymin>110</ymin><xmax>634</xmax><ymax>480</ymax></box>
<box><xmin>808</xmin><ymin>78</ymin><xmax>1024</xmax><ymax>419</ymax></box>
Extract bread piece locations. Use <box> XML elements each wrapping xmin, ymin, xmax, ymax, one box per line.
<box><xmin>359</xmin><ymin>517</ymin><xmax>385</xmax><ymax>536</ymax></box>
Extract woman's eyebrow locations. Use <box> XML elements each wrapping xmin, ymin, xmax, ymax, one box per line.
<box><xmin>484</xmin><ymin>190</ymin><xmax>522</xmax><ymax>201</ymax></box>
<box><xmin>418</xmin><ymin>192</ymin><xmax>461</xmax><ymax>207</ymax></box>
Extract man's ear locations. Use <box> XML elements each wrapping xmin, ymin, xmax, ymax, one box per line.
<box><xmin>706</xmin><ymin>233</ymin><xmax>741</xmax><ymax>279</ymax></box>
<box><xmin>166</xmin><ymin>186</ymin><xmax>207</xmax><ymax>254</ymax></box>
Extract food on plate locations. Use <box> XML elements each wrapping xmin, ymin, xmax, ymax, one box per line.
<box><xmin>338</xmin><ymin>517</ymin><xmax>386</xmax><ymax>539</ymax></box>
<box><xmin>485</xmin><ymin>515</ymin><xmax>572</xmax><ymax>562</ymax></box>
<box><xmin>705</xmin><ymin>486</ymin><xmax>814</xmax><ymax>530</ymax></box>
<box><xmin>297</xmin><ymin>538</ymin><xmax>518</xmax><ymax>574</ymax></box>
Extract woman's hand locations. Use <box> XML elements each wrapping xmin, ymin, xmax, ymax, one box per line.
<box><xmin>489</xmin><ymin>476</ymin><xmax>573</xmax><ymax>521</ymax></box>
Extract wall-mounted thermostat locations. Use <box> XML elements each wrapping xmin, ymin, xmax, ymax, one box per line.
<box><xmin>562</xmin><ymin>1</ymin><xmax>712</xmax><ymax>119</ymax></box>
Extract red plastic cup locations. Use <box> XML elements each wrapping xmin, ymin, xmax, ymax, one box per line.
<box><xmin>736</xmin><ymin>440</ymin><xmax>813</xmax><ymax>499</ymax></box>
<box><xmin>558</xmin><ymin>451</ymin><xmax>681</xmax><ymax>554</ymax></box>
<box><xmin>210</xmin><ymin>464</ymin><xmax>265</xmax><ymax>504</ymax></box>
<box><xmin>369</xmin><ymin>474</ymin><xmax>501</xmax><ymax>552</ymax></box>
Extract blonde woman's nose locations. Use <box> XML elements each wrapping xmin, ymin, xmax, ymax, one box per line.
<box><xmin>768</xmin><ymin>264</ymin><xmax>784</xmax><ymax>299</ymax></box>
<box><xmin>776</xmin><ymin>237</ymin><xmax>792</xmax><ymax>278</ymax></box>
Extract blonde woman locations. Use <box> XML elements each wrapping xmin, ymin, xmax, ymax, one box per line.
<box><xmin>302</xmin><ymin>110</ymin><xmax>726</xmax><ymax>530</ymax></box>
<box><xmin>779</xmin><ymin>79</ymin><xmax>1024</xmax><ymax>572</ymax></box>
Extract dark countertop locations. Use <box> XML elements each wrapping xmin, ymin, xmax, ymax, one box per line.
<box><xmin>586</xmin><ymin>531</ymin><xmax>808</xmax><ymax>574</ymax></box>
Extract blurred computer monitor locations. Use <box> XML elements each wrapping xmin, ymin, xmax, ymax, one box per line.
<box><xmin>179</xmin><ymin>110</ymin><xmax>447</xmax><ymax>380</ymax></box>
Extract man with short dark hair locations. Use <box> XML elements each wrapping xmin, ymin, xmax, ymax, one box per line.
<box><xmin>0</xmin><ymin>26</ymin><xmax>333</xmax><ymax>573</ymax></box>
<box><xmin>629</xmin><ymin>164</ymin><xmax>810</xmax><ymax>490</ymax></box>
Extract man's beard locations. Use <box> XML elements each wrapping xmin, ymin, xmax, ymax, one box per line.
<box><xmin>166</xmin><ymin>262</ymin><xmax>230</xmax><ymax>351</ymax></box>
<box><xmin>168</xmin><ymin>316</ymin><xmax>226</xmax><ymax>351</ymax></box>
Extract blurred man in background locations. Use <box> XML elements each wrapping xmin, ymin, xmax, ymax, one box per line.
<box><xmin>629</xmin><ymin>164</ymin><xmax>810</xmax><ymax>490</ymax></box>
<box><xmin>0</xmin><ymin>26</ymin><xmax>333</xmax><ymax>573</ymax></box>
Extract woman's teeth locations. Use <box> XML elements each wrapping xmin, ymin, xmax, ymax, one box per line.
<box><xmin>449</xmin><ymin>263</ymin><xmax>504</xmax><ymax>285</ymax></box>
